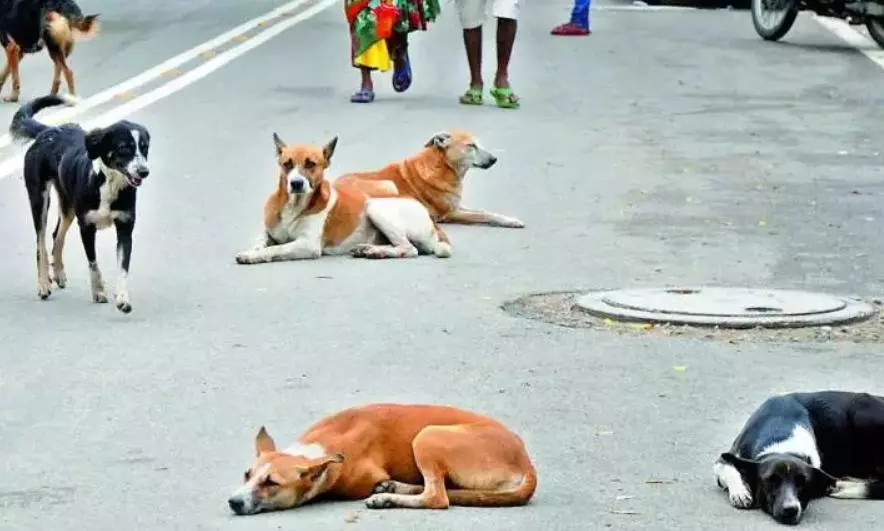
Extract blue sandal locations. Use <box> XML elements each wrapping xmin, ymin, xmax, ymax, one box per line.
<box><xmin>392</xmin><ymin>48</ymin><xmax>412</xmax><ymax>93</ymax></box>
<box><xmin>350</xmin><ymin>89</ymin><xmax>375</xmax><ymax>103</ymax></box>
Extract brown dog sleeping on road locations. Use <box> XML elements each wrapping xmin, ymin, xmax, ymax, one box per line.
<box><xmin>336</xmin><ymin>129</ymin><xmax>525</xmax><ymax>229</ymax></box>
<box><xmin>227</xmin><ymin>403</ymin><xmax>538</xmax><ymax>515</ymax></box>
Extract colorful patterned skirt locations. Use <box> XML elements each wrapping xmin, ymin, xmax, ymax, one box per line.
<box><xmin>346</xmin><ymin>0</ymin><xmax>441</xmax><ymax>71</ymax></box>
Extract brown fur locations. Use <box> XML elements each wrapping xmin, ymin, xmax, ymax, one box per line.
<box><xmin>231</xmin><ymin>404</ymin><xmax>537</xmax><ymax>515</ymax></box>
<box><xmin>1</xmin><ymin>11</ymin><xmax>99</xmax><ymax>102</ymax></box>
<box><xmin>337</xmin><ymin>141</ymin><xmax>463</xmax><ymax>220</ymax></box>
<box><xmin>336</xmin><ymin>129</ymin><xmax>524</xmax><ymax>229</ymax></box>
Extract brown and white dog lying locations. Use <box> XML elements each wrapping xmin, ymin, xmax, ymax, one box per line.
<box><xmin>234</xmin><ymin>133</ymin><xmax>451</xmax><ymax>264</ymax></box>
<box><xmin>227</xmin><ymin>403</ymin><xmax>538</xmax><ymax>515</ymax></box>
<box><xmin>336</xmin><ymin>129</ymin><xmax>525</xmax><ymax>229</ymax></box>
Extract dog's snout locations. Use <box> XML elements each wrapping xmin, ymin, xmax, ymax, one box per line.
<box><xmin>779</xmin><ymin>505</ymin><xmax>800</xmax><ymax>524</ymax></box>
<box><xmin>137</xmin><ymin>168</ymin><xmax>150</xmax><ymax>179</ymax></box>
<box><xmin>290</xmin><ymin>179</ymin><xmax>305</xmax><ymax>193</ymax></box>
<box><xmin>228</xmin><ymin>497</ymin><xmax>246</xmax><ymax>515</ymax></box>
<box><xmin>487</xmin><ymin>155</ymin><xmax>498</xmax><ymax>166</ymax></box>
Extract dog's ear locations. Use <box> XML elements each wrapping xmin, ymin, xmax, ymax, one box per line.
<box><xmin>322</xmin><ymin>136</ymin><xmax>338</xmax><ymax>164</ymax></box>
<box><xmin>424</xmin><ymin>131</ymin><xmax>452</xmax><ymax>149</ymax></box>
<box><xmin>273</xmin><ymin>132</ymin><xmax>286</xmax><ymax>156</ymax></box>
<box><xmin>720</xmin><ymin>453</ymin><xmax>761</xmax><ymax>495</ymax></box>
<box><xmin>255</xmin><ymin>425</ymin><xmax>277</xmax><ymax>456</ymax></box>
<box><xmin>720</xmin><ymin>453</ymin><xmax>759</xmax><ymax>477</ymax></box>
<box><xmin>85</xmin><ymin>128</ymin><xmax>106</xmax><ymax>159</ymax></box>
<box><xmin>808</xmin><ymin>467</ymin><xmax>838</xmax><ymax>498</ymax></box>
<box><xmin>297</xmin><ymin>454</ymin><xmax>344</xmax><ymax>481</ymax></box>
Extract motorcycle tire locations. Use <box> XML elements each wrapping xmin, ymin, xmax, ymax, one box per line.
<box><xmin>867</xmin><ymin>19</ymin><xmax>884</xmax><ymax>49</ymax></box>
<box><xmin>751</xmin><ymin>0</ymin><xmax>799</xmax><ymax>41</ymax></box>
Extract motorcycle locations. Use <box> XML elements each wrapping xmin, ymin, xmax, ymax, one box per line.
<box><xmin>751</xmin><ymin>0</ymin><xmax>884</xmax><ymax>48</ymax></box>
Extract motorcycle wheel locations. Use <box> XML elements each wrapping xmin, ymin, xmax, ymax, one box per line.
<box><xmin>751</xmin><ymin>0</ymin><xmax>799</xmax><ymax>41</ymax></box>
<box><xmin>867</xmin><ymin>19</ymin><xmax>884</xmax><ymax>49</ymax></box>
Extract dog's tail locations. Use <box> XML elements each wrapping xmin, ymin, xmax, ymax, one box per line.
<box><xmin>9</xmin><ymin>95</ymin><xmax>71</xmax><ymax>141</ymax></box>
<box><xmin>445</xmin><ymin>464</ymin><xmax>537</xmax><ymax>507</ymax></box>
<box><xmin>830</xmin><ymin>479</ymin><xmax>884</xmax><ymax>500</ymax></box>
<box><xmin>45</xmin><ymin>12</ymin><xmax>100</xmax><ymax>49</ymax></box>
<box><xmin>431</xmin><ymin>222</ymin><xmax>452</xmax><ymax>259</ymax></box>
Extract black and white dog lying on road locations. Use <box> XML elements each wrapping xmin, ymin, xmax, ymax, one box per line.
<box><xmin>715</xmin><ymin>391</ymin><xmax>884</xmax><ymax>525</ymax></box>
<box><xmin>10</xmin><ymin>94</ymin><xmax>150</xmax><ymax>313</ymax></box>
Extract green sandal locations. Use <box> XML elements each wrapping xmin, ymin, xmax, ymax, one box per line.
<box><xmin>490</xmin><ymin>86</ymin><xmax>520</xmax><ymax>109</ymax></box>
<box><xmin>459</xmin><ymin>87</ymin><xmax>484</xmax><ymax>106</ymax></box>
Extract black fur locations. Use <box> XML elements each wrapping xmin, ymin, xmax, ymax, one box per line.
<box><xmin>11</xmin><ymin>94</ymin><xmax>151</xmax><ymax>313</ymax></box>
<box><xmin>717</xmin><ymin>391</ymin><xmax>884</xmax><ymax>525</ymax></box>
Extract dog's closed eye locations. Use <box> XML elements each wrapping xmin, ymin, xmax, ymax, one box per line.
<box><xmin>303</xmin><ymin>158</ymin><xmax>316</xmax><ymax>170</ymax></box>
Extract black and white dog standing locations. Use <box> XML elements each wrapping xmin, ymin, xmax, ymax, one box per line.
<box><xmin>715</xmin><ymin>391</ymin><xmax>884</xmax><ymax>525</ymax></box>
<box><xmin>10</xmin><ymin>94</ymin><xmax>150</xmax><ymax>313</ymax></box>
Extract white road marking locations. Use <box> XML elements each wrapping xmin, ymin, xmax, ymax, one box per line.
<box><xmin>813</xmin><ymin>15</ymin><xmax>884</xmax><ymax>70</ymax></box>
<box><xmin>0</xmin><ymin>0</ymin><xmax>337</xmax><ymax>182</ymax></box>
<box><xmin>0</xmin><ymin>0</ymin><xmax>318</xmax><ymax>150</ymax></box>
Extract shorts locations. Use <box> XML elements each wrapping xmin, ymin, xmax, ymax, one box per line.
<box><xmin>454</xmin><ymin>0</ymin><xmax>520</xmax><ymax>29</ymax></box>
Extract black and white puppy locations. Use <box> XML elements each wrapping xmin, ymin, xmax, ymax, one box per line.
<box><xmin>715</xmin><ymin>391</ymin><xmax>884</xmax><ymax>525</ymax></box>
<box><xmin>10</xmin><ymin>94</ymin><xmax>150</xmax><ymax>313</ymax></box>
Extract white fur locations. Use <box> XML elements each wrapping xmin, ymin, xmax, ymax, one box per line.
<box><xmin>830</xmin><ymin>480</ymin><xmax>869</xmax><ymax>499</ymax></box>
<box><xmin>714</xmin><ymin>461</ymin><xmax>753</xmax><ymax>508</ymax></box>
<box><xmin>115</xmin><ymin>247</ymin><xmax>130</xmax><ymax>310</ymax></box>
<box><xmin>86</xmin><ymin>160</ymin><xmax>130</xmax><ymax>230</ymax></box>
<box><xmin>125</xmin><ymin>129</ymin><xmax>149</xmax><ymax>180</ymax></box>
<box><xmin>282</xmin><ymin>442</ymin><xmax>326</xmax><ymax>459</ymax></box>
<box><xmin>228</xmin><ymin>462</ymin><xmax>269</xmax><ymax>513</ymax></box>
<box><xmin>236</xmin><ymin>181</ymin><xmax>451</xmax><ymax>263</ymax></box>
<box><xmin>757</xmin><ymin>425</ymin><xmax>821</xmax><ymax>468</ymax></box>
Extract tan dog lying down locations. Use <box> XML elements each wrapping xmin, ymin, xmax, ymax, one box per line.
<box><xmin>336</xmin><ymin>130</ymin><xmax>525</xmax><ymax>229</ymax></box>
<box><xmin>227</xmin><ymin>403</ymin><xmax>538</xmax><ymax>515</ymax></box>
<box><xmin>234</xmin><ymin>134</ymin><xmax>451</xmax><ymax>264</ymax></box>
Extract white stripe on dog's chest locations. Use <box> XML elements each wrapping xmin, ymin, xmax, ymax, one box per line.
<box><xmin>85</xmin><ymin>165</ymin><xmax>130</xmax><ymax>230</ymax></box>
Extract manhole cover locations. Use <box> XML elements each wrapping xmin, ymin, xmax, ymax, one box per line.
<box><xmin>575</xmin><ymin>287</ymin><xmax>877</xmax><ymax>329</ymax></box>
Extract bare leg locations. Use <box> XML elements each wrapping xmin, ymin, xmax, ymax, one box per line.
<box><xmin>493</xmin><ymin>18</ymin><xmax>517</xmax><ymax>90</ymax></box>
<box><xmin>360</xmin><ymin>67</ymin><xmax>373</xmax><ymax>92</ymax></box>
<box><xmin>462</xmin><ymin>26</ymin><xmax>483</xmax><ymax>91</ymax></box>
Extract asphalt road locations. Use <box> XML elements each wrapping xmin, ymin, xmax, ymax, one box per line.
<box><xmin>1</xmin><ymin>1</ymin><xmax>884</xmax><ymax>530</ymax></box>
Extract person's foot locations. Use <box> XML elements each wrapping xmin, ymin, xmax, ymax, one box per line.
<box><xmin>350</xmin><ymin>88</ymin><xmax>375</xmax><ymax>103</ymax></box>
<box><xmin>459</xmin><ymin>86</ymin><xmax>484</xmax><ymax>105</ymax></box>
<box><xmin>551</xmin><ymin>22</ymin><xmax>591</xmax><ymax>36</ymax></box>
<box><xmin>490</xmin><ymin>85</ymin><xmax>519</xmax><ymax>109</ymax></box>
<box><xmin>392</xmin><ymin>45</ymin><xmax>412</xmax><ymax>93</ymax></box>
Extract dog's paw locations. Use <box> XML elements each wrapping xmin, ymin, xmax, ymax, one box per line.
<box><xmin>373</xmin><ymin>481</ymin><xmax>397</xmax><ymax>494</ymax></box>
<box><xmin>499</xmin><ymin>217</ymin><xmax>525</xmax><ymax>229</ymax></box>
<box><xmin>728</xmin><ymin>484</ymin><xmax>754</xmax><ymax>509</ymax></box>
<box><xmin>93</xmin><ymin>291</ymin><xmax>108</xmax><ymax>304</ymax></box>
<box><xmin>365</xmin><ymin>494</ymin><xmax>396</xmax><ymax>509</ymax></box>
<box><xmin>830</xmin><ymin>480</ymin><xmax>867</xmax><ymax>499</ymax></box>
<box><xmin>52</xmin><ymin>267</ymin><xmax>67</xmax><ymax>289</ymax></box>
<box><xmin>37</xmin><ymin>282</ymin><xmax>52</xmax><ymax>300</ymax></box>
<box><xmin>350</xmin><ymin>244</ymin><xmax>374</xmax><ymax>258</ymax></box>
<box><xmin>235</xmin><ymin>250</ymin><xmax>262</xmax><ymax>265</ymax></box>
<box><xmin>115</xmin><ymin>293</ymin><xmax>132</xmax><ymax>314</ymax></box>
